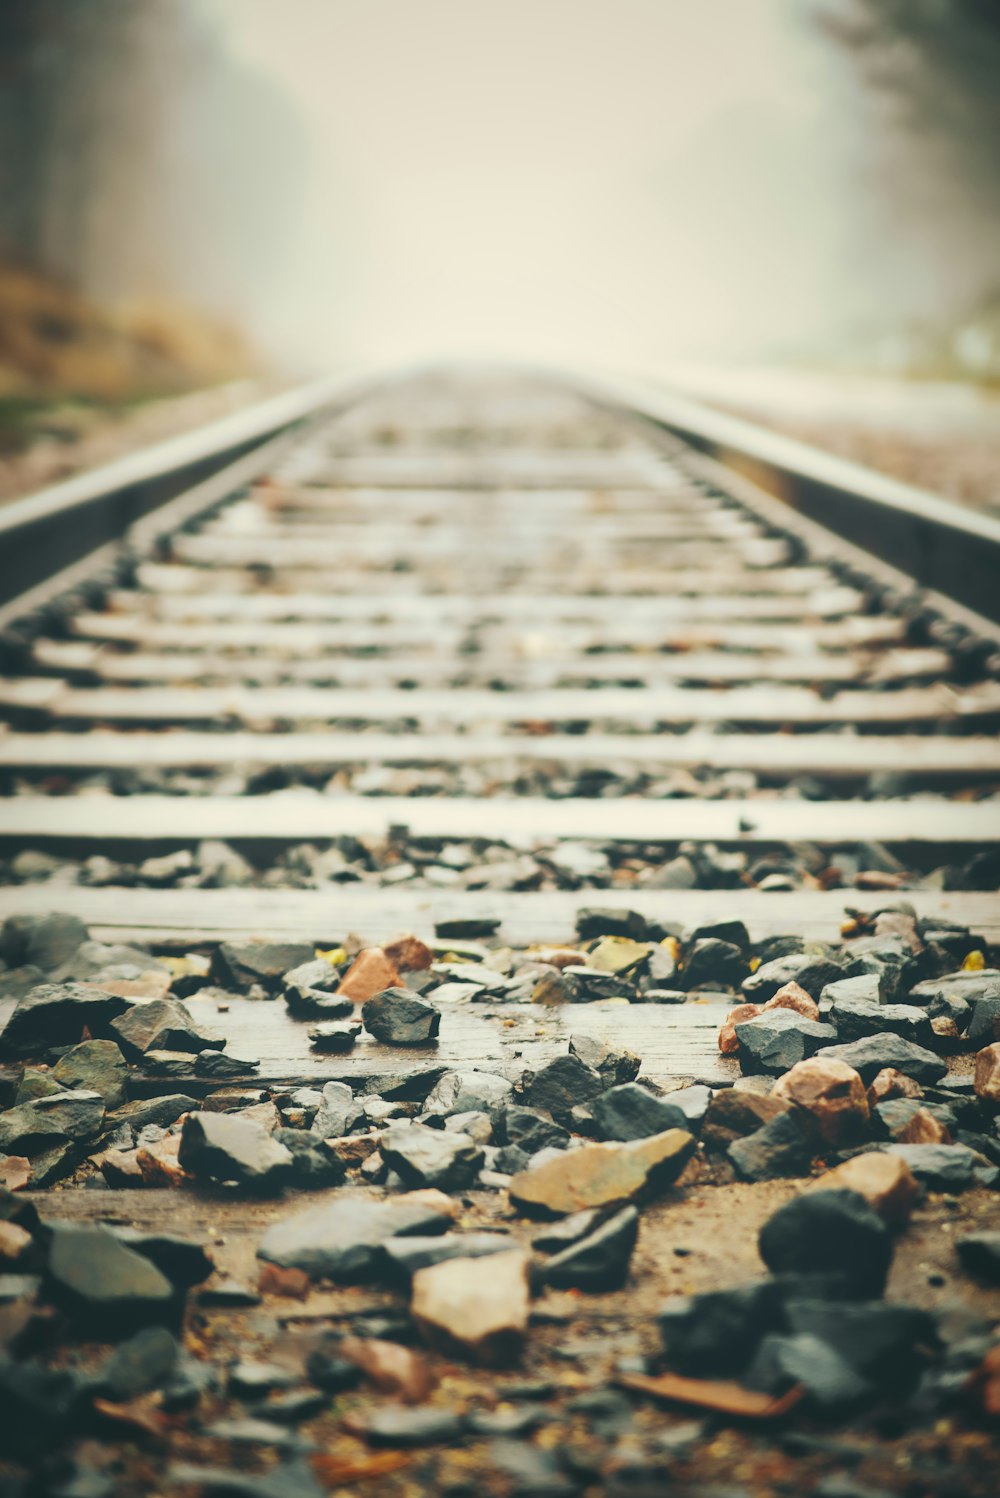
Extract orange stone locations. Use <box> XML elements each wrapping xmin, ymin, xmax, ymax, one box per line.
<box><xmin>806</xmin><ymin>1151</ymin><xmax>919</xmax><ymax>1226</ymax></box>
<box><xmin>897</xmin><ymin>1108</ymin><xmax>951</xmax><ymax>1145</ymax></box>
<box><xmin>339</xmin><ymin>1336</ymin><xmax>437</xmax><ymax>1403</ymax></box>
<box><xmin>771</xmin><ymin>1056</ymin><xmax>869</xmax><ymax>1145</ymax></box>
<box><xmin>718</xmin><ymin>1003</ymin><xmax>761</xmax><ymax>1054</ymax></box>
<box><xmin>383</xmin><ymin>934</ymin><xmax>434</xmax><ymax>973</ymax></box>
<box><xmin>867</xmin><ymin>1068</ymin><xmax>923</xmax><ymax>1108</ymax></box>
<box><xmin>762</xmin><ymin>981</ymin><xmax>820</xmax><ymax>1023</ymax></box>
<box><xmin>258</xmin><ymin>1263</ymin><xmax>310</xmax><ymax>1299</ymax></box>
<box><xmin>335</xmin><ymin>947</ymin><xmax>402</xmax><ymax>1004</ymax></box>
<box><xmin>975</xmin><ymin>1042</ymin><xmax>1000</xmax><ymax>1102</ymax></box>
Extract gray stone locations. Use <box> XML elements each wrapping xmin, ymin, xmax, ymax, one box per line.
<box><xmin>357</xmin><ymin>1404</ymin><xmax>465</xmax><ymax>1447</ymax></box>
<box><xmin>747</xmin><ymin>1331</ymin><xmax>870</xmax><ymax>1408</ymax></box>
<box><xmin>830</xmin><ymin>998</ymin><xmax>933</xmax><ymax>1047</ymax></box>
<box><xmin>567</xmin><ymin>1033</ymin><xmax>641</xmax><ymax>1085</ymax></box>
<box><xmin>310</xmin><ymin>1081</ymin><xmax>354</xmax><ymax>1139</ymax></box>
<box><xmin>110</xmin><ymin>999</ymin><xmax>224</xmax><ymax>1062</ymax></box>
<box><xmin>967</xmin><ymin>995</ymin><xmax>1000</xmax><ymax>1048</ymax></box>
<box><xmin>743</xmin><ymin>953</ymin><xmax>843</xmax><ymax>1002</ymax></box>
<box><xmin>540</xmin><ymin>1205</ymin><xmax>638</xmax><ymax>1290</ymax></box>
<box><xmin>884</xmin><ymin>1142</ymin><xmax>999</xmax><ymax>1190</ymax></box>
<box><xmin>379</xmin><ymin>1232</ymin><xmax>514</xmax><ymax>1279</ymax></box>
<box><xmin>0</xmin><ymin>1089</ymin><xmax>105</xmax><ymax>1152</ymax></box>
<box><xmin>423</xmin><ymin>1069</ymin><xmax>513</xmax><ymax>1120</ymax></box>
<box><xmin>272</xmin><ymin>1129</ymin><xmax>347</xmax><ymax>1188</ymax></box>
<box><xmin>380</xmin><ymin>1121</ymin><xmax>484</xmax><ymax>1189</ymax></box>
<box><xmin>681</xmin><ymin>938</ymin><xmax>748</xmax><ymax>990</ymax></box>
<box><xmin>196</xmin><ymin>1049</ymin><xmax>260</xmax><ymax>1077</ymax></box>
<box><xmin>52</xmin><ymin>1039</ymin><xmax>128</xmax><ymax>1107</ymax></box>
<box><xmin>307</xmin><ymin>1021</ymin><xmax>360</xmax><ymax>1052</ymax></box>
<box><xmin>178</xmin><ymin>1112</ymin><xmax>293</xmax><ymax>1191</ymax></box>
<box><xmin>257</xmin><ymin>1196</ymin><xmax>451</xmax><ymax>1279</ymax></box>
<box><xmin>728</xmin><ymin>1110</ymin><xmax>817</xmax><ymax>1181</ymax></box>
<box><xmin>109</xmin><ymin>1227</ymin><xmax>214</xmax><ymax>1289</ymax></box>
<box><xmin>361</xmin><ymin>988</ymin><xmax>441</xmax><ymax>1045</ymax></box>
<box><xmin>0</xmin><ymin>982</ymin><xmax>131</xmax><ymax>1056</ymax></box>
<box><xmin>521</xmin><ymin>1054</ymin><xmax>605</xmax><ymax>1119</ymax></box>
<box><xmin>909</xmin><ymin>970</ymin><xmax>1000</xmax><ymax>1007</ymax></box>
<box><xmin>101</xmin><ymin>1326</ymin><xmax>180</xmax><ymax>1398</ymax></box>
<box><xmin>497</xmin><ymin>1105</ymin><xmax>569</xmax><ymax>1155</ymax></box>
<box><xmin>735</xmin><ymin>1010</ymin><xmax>837</xmax><ymax>1075</ymax></box>
<box><xmin>820</xmin><ymin>974</ymin><xmax>883</xmax><ymax>1009</ymax></box>
<box><xmin>106</xmin><ymin>1095</ymin><xmax>197</xmax><ymax>1132</ymax></box>
<box><xmin>955</xmin><ymin>1230</ymin><xmax>1000</xmax><ymax>1281</ymax></box>
<box><xmin>214</xmin><ymin>942</ymin><xmax>315</xmax><ymax>991</ymax></box>
<box><xmin>590</xmin><ymin>1084</ymin><xmax>687</xmax><ymax>1142</ymax></box>
<box><xmin>0</xmin><ymin>912</ymin><xmax>88</xmax><ymax>971</ymax></box>
<box><xmin>817</xmin><ymin>1033</ymin><xmax>947</xmax><ymax>1085</ymax></box>
<box><xmin>46</xmin><ymin>1224</ymin><xmax>178</xmax><ymax>1334</ymax></box>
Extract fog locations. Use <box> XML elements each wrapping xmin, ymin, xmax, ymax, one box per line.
<box><xmin>200</xmin><ymin>0</ymin><xmax>988</xmax><ymax>375</ymax></box>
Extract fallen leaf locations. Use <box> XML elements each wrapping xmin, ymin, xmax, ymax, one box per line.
<box><xmin>616</xmin><ymin>1371</ymin><xmax>804</xmax><ymax>1419</ymax></box>
<box><xmin>311</xmin><ymin>1450</ymin><xmax>412</xmax><ymax>1483</ymax></box>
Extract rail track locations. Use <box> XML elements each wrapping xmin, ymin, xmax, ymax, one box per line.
<box><xmin>1</xmin><ymin>369</ymin><xmax>999</xmax><ymax>1494</ymax></box>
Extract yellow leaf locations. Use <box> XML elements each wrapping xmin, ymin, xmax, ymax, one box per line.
<box><xmin>962</xmin><ymin>950</ymin><xmax>985</xmax><ymax>971</ymax></box>
<box><xmin>315</xmin><ymin>946</ymin><xmax>347</xmax><ymax>966</ymax></box>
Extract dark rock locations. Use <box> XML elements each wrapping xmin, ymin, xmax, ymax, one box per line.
<box><xmin>682</xmin><ymin>938</ymin><xmax>748</xmax><ymax>990</ymax></box>
<box><xmin>361</xmin><ymin>988</ymin><xmax>441</xmax><ymax>1045</ymax></box>
<box><xmin>1</xmin><ymin>912</ymin><xmax>88</xmax><ymax>972</ymax></box>
<box><xmin>830</xmin><ymin>998</ymin><xmax>933</xmax><ymax>1047</ymax></box>
<box><xmin>283</xmin><ymin>984</ymin><xmax>355</xmax><ymax>1019</ymax></box>
<box><xmin>561</xmin><ymin>965</ymin><xmax>631</xmax><ymax>1001</ymax></box>
<box><xmin>197</xmin><ymin>1279</ymin><xmax>261</xmax><ymax>1307</ymax></box>
<box><xmin>575</xmin><ymin>907</ymin><xmax>657</xmax><ymax>941</ymax></box>
<box><xmin>909</xmin><ymin>970</ymin><xmax>1000</xmax><ymax>1007</ymax></box>
<box><xmin>109</xmin><ymin>1227</ymin><xmax>214</xmax><ymax>1289</ymax></box>
<box><xmin>45</xmin><ymin>1224</ymin><xmax>178</xmax><ymax>1334</ymax></box>
<box><xmin>660</xmin><ymin>1085</ymin><xmax>712</xmax><ymax>1130</ymax></box>
<box><xmin>228</xmin><ymin>1360</ymin><xmax>299</xmax><ymax>1398</ymax></box>
<box><xmin>817</xmin><ymin>1033</ymin><xmax>947</xmax><ymax>1085</ymax></box>
<box><xmin>247</xmin><ymin>1391</ymin><xmax>327</xmax><ymax>1425</ymax></box>
<box><xmin>955</xmin><ymin>1230</ymin><xmax>1000</xmax><ymax>1281</ymax></box>
<box><xmin>272</xmin><ymin>1129</ymin><xmax>347</xmax><ymax>1188</ymax></box>
<box><xmin>305</xmin><ymin>1346</ymin><xmax>363</xmax><ymax>1394</ymax></box>
<box><xmin>0</xmin><ymin>983</ymin><xmax>130</xmax><ymax>1057</ymax></box>
<box><xmin>884</xmin><ymin>1142</ymin><xmax>999</xmax><ymax>1190</ymax></box>
<box><xmin>540</xmin><ymin>1205</ymin><xmax>638</xmax><ymax>1290</ymax></box>
<box><xmin>380</xmin><ymin>1122</ymin><xmax>484</xmax><ymax>1189</ymax></box>
<box><xmin>589</xmin><ymin>1084</ymin><xmax>687</xmax><ymax>1142</ymax></box>
<box><xmin>735</xmin><ymin>1010</ymin><xmax>836</xmax><ymax>1075</ymax></box>
<box><xmin>143</xmin><ymin>1050</ymin><xmax>197</xmax><ymax>1078</ymax></box>
<box><xmin>820</xmin><ymin>973</ymin><xmax>883</xmax><ymax>1009</ymax></box>
<box><xmin>659</xmin><ymin>1279</ymin><xmax>782</xmax><ymax>1377</ymax></box>
<box><xmin>728</xmin><ymin>1110</ymin><xmax>818</xmax><ymax>1181</ymax></box>
<box><xmin>51</xmin><ymin>1040</ymin><xmax>128</xmax><ymax>1107</ymax></box>
<box><xmin>307</xmin><ymin>1021</ymin><xmax>360</xmax><ymax>1052</ymax></box>
<box><xmin>783</xmin><ymin>1298</ymin><xmax>936</xmax><ymax>1391</ymax></box>
<box><xmin>532</xmin><ymin>1208</ymin><xmax>604</xmax><ymax>1252</ymax></box>
<box><xmin>743</xmin><ymin>953</ymin><xmax>843</xmax><ymax>1002</ymax></box>
<box><xmin>110</xmin><ymin>999</ymin><xmax>224</xmax><ymax>1062</ymax></box>
<box><xmin>213</xmin><ymin>942</ymin><xmax>315</xmax><ymax>991</ymax></box>
<box><xmin>195</xmin><ymin>1049</ymin><xmax>260</xmax><ymax>1077</ymax></box>
<box><xmin>282</xmin><ymin>958</ymin><xmax>341</xmax><ymax>994</ymax></box>
<box><xmin>521</xmin><ymin>1054</ymin><xmax>605</xmax><ymax>1120</ymax></box>
<box><xmin>15</xmin><ymin>1067</ymin><xmax>63</xmax><ymax>1102</ymax></box>
<box><xmin>0</xmin><ymin>1357</ymin><xmax>89</xmax><ymax>1457</ymax></box>
<box><xmin>0</xmin><ymin>1090</ymin><xmax>105</xmax><ymax>1153</ymax></box>
<box><xmin>967</xmin><ymin>995</ymin><xmax>1000</xmax><ymax>1048</ymax></box>
<box><xmin>257</xmin><ymin>1196</ymin><xmax>451</xmax><ymax>1279</ymax></box>
<box><xmin>433</xmin><ymin>917</ymin><xmax>500</xmax><ymax>939</ymax></box>
<box><xmin>165</xmin><ymin>1460</ymin><xmax>323</xmax><ymax>1498</ymax></box>
<box><xmin>0</xmin><ymin>964</ymin><xmax>45</xmax><ymax>1002</ymax></box>
<box><xmin>100</xmin><ymin>1326</ymin><xmax>179</xmax><ymax>1398</ymax></box>
<box><xmin>178</xmin><ymin>1112</ymin><xmax>293</xmax><ymax>1192</ymax></box>
<box><xmin>689</xmin><ymin>920</ymin><xmax>750</xmax><ymax>953</ymax></box>
<box><xmin>497</xmin><ymin>1105</ymin><xmax>570</xmax><ymax>1155</ymax></box>
<box><xmin>873</xmin><ymin>1098</ymin><xmax>957</xmax><ymax>1141</ymax></box>
<box><xmin>567</xmin><ymin>1033</ymin><xmax>641</xmax><ymax>1085</ymax></box>
<box><xmin>380</xmin><ymin>1232</ymin><xmax>514</xmax><ymax>1279</ymax></box>
<box><xmin>758</xmin><ymin>1190</ymin><xmax>892</xmax><ymax>1297</ymax></box>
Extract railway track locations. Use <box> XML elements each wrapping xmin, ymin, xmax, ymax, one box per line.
<box><xmin>0</xmin><ymin>370</ymin><xmax>999</xmax><ymax>1494</ymax></box>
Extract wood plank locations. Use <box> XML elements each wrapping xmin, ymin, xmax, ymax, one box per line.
<box><xmin>106</xmin><ymin>587</ymin><xmax>866</xmax><ymax>622</ymax></box>
<box><xmin>0</xmin><ymin>884</ymin><xmax>997</xmax><ymax>945</ymax></box>
<box><xmin>29</xmin><ymin>642</ymin><xmax>955</xmax><ymax>687</ymax></box>
<box><xmin>2</xmin><ymin>792</ymin><xmax>998</xmax><ymax>845</ymax></box>
<box><xmin>69</xmin><ymin>612</ymin><xmax>908</xmax><ymax>652</ymax></box>
<box><xmin>3</xmin><ymin>729</ymin><xmax>997</xmax><ymax>779</ymax></box>
<box><xmin>133</xmin><ymin>561</ymin><xmax>832</xmax><ymax>597</ymax></box>
<box><xmin>12</xmin><ymin>679</ymin><xmax>1000</xmax><ymax>726</ymax></box>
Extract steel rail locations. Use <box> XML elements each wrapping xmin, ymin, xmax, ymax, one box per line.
<box><xmin>570</xmin><ymin>370</ymin><xmax>1000</xmax><ymax>631</ymax></box>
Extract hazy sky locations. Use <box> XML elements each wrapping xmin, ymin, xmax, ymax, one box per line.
<box><xmin>201</xmin><ymin>0</ymin><xmax>950</xmax><ymax>373</ymax></box>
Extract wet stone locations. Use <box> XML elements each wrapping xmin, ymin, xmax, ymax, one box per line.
<box><xmin>817</xmin><ymin>1034</ymin><xmax>947</xmax><ymax>1085</ymax></box>
<box><xmin>735</xmin><ymin>1010</ymin><xmax>837</xmax><ymax>1076</ymax></box>
<box><xmin>509</xmin><ymin>1128</ymin><xmax>695</xmax><ymax>1217</ymax></box>
<box><xmin>178</xmin><ymin>1111</ymin><xmax>293</xmax><ymax>1192</ymax></box>
<box><xmin>0</xmin><ymin>982</ymin><xmax>131</xmax><ymax>1057</ymax></box>
<box><xmin>381</xmin><ymin>1121</ymin><xmax>484</xmax><ymax>1189</ymax></box>
<box><xmin>51</xmin><ymin>1039</ymin><xmax>128</xmax><ymax>1107</ymax></box>
<box><xmin>758</xmin><ymin>1190</ymin><xmax>893</xmax><ymax>1297</ymax></box>
<box><xmin>411</xmin><ymin>1247</ymin><xmax>531</xmax><ymax>1366</ymax></box>
<box><xmin>110</xmin><ymin>998</ymin><xmax>224</xmax><ymax>1063</ymax></box>
<box><xmin>307</xmin><ymin>1020</ymin><xmax>360</xmax><ymax>1052</ymax></box>
<box><xmin>540</xmin><ymin>1205</ymin><xmax>639</xmax><ymax>1291</ymax></box>
<box><xmin>589</xmin><ymin>1084</ymin><xmax>688</xmax><ymax>1142</ymax></box>
<box><xmin>257</xmin><ymin>1195</ymin><xmax>452</xmax><ymax>1279</ymax></box>
<box><xmin>362</xmin><ymin>987</ymin><xmax>441</xmax><ymax>1045</ymax></box>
